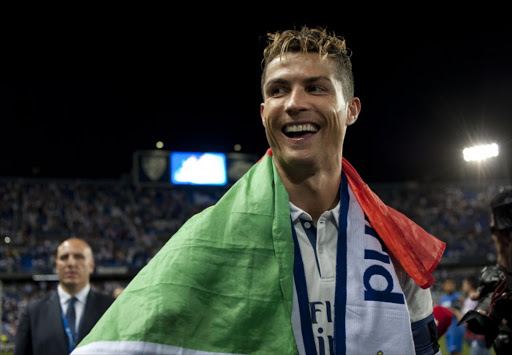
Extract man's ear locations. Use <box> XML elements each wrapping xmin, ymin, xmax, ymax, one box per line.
<box><xmin>89</xmin><ymin>258</ymin><xmax>95</xmax><ymax>274</ymax></box>
<box><xmin>346</xmin><ymin>97</ymin><xmax>361</xmax><ymax>126</ymax></box>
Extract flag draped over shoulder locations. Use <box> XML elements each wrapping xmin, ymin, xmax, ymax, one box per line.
<box><xmin>74</xmin><ymin>150</ymin><xmax>445</xmax><ymax>355</ymax></box>
<box><xmin>341</xmin><ymin>157</ymin><xmax>445</xmax><ymax>289</ymax></box>
<box><xmin>74</xmin><ymin>152</ymin><xmax>297</xmax><ymax>354</ymax></box>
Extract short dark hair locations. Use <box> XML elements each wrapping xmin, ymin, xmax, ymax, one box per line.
<box><xmin>261</xmin><ymin>26</ymin><xmax>354</xmax><ymax>100</ymax></box>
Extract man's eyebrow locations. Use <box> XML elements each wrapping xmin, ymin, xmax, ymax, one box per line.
<box><xmin>303</xmin><ymin>76</ymin><xmax>332</xmax><ymax>84</ymax></box>
<box><xmin>265</xmin><ymin>76</ymin><xmax>332</xmax><ymax>88</ymax></box>
<box><xmin>264</xmin><ymin>78</ymin><xmax>289</xmax><ymax>88</ymax></box>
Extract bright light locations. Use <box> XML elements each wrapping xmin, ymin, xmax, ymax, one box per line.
<box><xmin>156</xmin><ymin>141</ymin><xmax>164</xmax><ymax>149</ymax></box>
<box><xmin>172</xmin><ymin>153</ymin><xmax>227</xmax><ymax>185</ymax></box>
<box><xmin>4</xmin><ymin>236</ymin><xmax>10</xmax><ymax>243</ymax></box>
<box><xmin>463</xmin><ymin>143</ymin><xmax>499</xmax><ymax>162</ymax></box>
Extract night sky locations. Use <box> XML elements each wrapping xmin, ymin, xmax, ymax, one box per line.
<box><xmin>2</xmin><ymin>9</ymin><xmax>511</xmax><ymax>183</ymax></box>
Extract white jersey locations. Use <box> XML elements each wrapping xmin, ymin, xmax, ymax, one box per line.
<box><xmin>290</xmin><ymin>174</ymin><xmax>435</xmax><ymax>355</ymax></box>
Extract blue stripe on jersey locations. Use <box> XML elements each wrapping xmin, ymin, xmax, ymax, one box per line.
<box><xmin>334</xmin><ymin>173</ymin><xmax>349</xmax><ymax>355</ymax></box>
<box><xmin>291</xmin><ymin>218</ymin><xmax>318</xmax><ymax>355</ymax></box>
<box><xmin>411</xmin><ymin>312</ymin><xmax>440</xmax><ymax>355</ymax></box>
<box><xmin>299</xmin><ymin>219</ymin><xmax>322</xmax><ymax>277</ymax></box>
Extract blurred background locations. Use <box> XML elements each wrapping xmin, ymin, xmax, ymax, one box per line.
<box><xmin>1</xmin><ymin>5</ymin><xmax>511</xmax><ymax>353</ymax></box>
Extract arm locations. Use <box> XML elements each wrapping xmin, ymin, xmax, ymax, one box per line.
<box><xmin>447</xmin><ymin>294</ymin><xmax>465</xmax><ymax>321</ymax></box>
<box><xmin>411</xmin><ymin>312</ymin><xmax>441</xmax><ymax>355</ymax></box>
<box><xmin>13</xmin><ymin>304</ymin><xmax>32</xmax><ymax>355</ymax></box>
<box><xmin>400</xmin><ymin>271</ymin><xmax>440</xmax><ymax>355</ymax></box>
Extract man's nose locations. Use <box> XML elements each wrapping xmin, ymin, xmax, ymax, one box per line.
<box><xmin>284</xmin><ymin>87</ymin><xmax>309</xmax><ymax>116</ymax></box>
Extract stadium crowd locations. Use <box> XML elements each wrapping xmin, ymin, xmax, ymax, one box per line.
<box><xmin>0</xmin><ymin>178</ymin><xmax>224</xmax><ymax>274</ymax></box>
<box><xmin>1</xmin><ymin>176</ymin><xmax>509</xmax><ymax>346</ymax></box>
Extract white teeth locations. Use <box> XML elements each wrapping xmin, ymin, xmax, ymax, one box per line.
<box><xmin>284</xmin><ymin>124</ymin><xmax>318</xmax><ymax>133</ymax></box>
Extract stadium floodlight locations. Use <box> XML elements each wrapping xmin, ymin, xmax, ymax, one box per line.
<box><xmin>463</xmin><ymin>143</ymin><xmax>499</xmax><ymax>162</ymax></box>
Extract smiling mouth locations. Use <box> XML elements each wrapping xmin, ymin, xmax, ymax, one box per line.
<box><xmin>282</xmin><ymin>123</ymin><xmax>319</xmax><ymax>138</ymax></box>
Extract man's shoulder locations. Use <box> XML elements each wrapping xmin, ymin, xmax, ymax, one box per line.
<box><xmin>89</xmin><ymin>289</ymin><xmax>115</xmax><ymax>305</ymax></box>
<box><xmin>89</xmin><ymin>288</ymin><xmax>115</xmax><ymax>300</ymax></box>
<box><xmin>24</xmin><ymin>291</ymin><xmax>58</xmax><ymax>313</ymax></box>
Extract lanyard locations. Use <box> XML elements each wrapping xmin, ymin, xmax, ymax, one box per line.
<box><xmin>291</xmin><ymin>173</ymin><xmax>349</xmax><ymax>355</ymax></box>
<box><xmin>61</xmin><ymin>306</ymin><xmax>78</xmax><ymax>353</ymax></box>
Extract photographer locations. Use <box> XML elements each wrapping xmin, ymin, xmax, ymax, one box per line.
<box><xmin>459</xmin><ymin>187</ymin><xmax>512</xmax><ymax>354</ymax></box>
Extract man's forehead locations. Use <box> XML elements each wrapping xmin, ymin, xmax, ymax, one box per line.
<box><xmin>58</xmin><ymin>241</ymin><xmax>90</xmax><ymax>255</ymax></box>
<box><xmin>59</xmin><ymin>249</ymin><xmax>85</xmax><ymax>254</ymax></box>
<box><xmin>265</xmin><ymin>52</ymin><xmax>336</xmax><ymax>77</ymax></box>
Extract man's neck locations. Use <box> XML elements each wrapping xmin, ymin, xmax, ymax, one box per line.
<box><xmin>60</xmin><ymin>283</ymin><xmax>88</xmax><ymax>297</ymax></box>
<box><xmin>279</xmin><ymin>166</ymin><xmax>341</xmax><ymax>225</ymax></box>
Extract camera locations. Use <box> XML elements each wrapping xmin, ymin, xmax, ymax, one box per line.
<box><xmin>458</xmin><ymin>187</ymin><xmax>512</xmax><ymax>354</ymax></box>
<box><xmin>458</xmin><ymin>264</ymin><xmax>512</xmax><ymax>354</ymax></box>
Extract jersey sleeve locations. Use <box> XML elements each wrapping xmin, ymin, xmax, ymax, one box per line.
<box><xmin>395</xmin><ymin>257</ymin><xmax>441</xmax><ymax>355</ymax></box>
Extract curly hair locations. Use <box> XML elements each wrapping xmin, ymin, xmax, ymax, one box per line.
<box><xmin>261</xmin><ymin>26</ymin><xmax>354</xmax><ymax>100</ymax></box>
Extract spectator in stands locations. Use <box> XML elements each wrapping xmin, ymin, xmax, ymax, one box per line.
<box><xmin>14</xmin><ymin>238</ymin><xmax>114</xmax><ymax>355</ymax></box>
<box><xmin>73</xmin><ymin>25</ymin><xmax>446</xmax><ymax>355</ymax></box>
<box><xmin>1</xmin><ymin>177</ymin><xmax>502</xmax><ymax>274</ymax></box>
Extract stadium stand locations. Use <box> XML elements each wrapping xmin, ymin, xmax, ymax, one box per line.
<box><xmin>1</xmin><ymin>176</ymin><xmax>509</xmax><ymax>350</ymax></box>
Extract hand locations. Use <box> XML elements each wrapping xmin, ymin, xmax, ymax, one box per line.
<box><xmin>469</xmin><ymin>289</ymin><xmax>481</xmax><ymax>301</ymax></box>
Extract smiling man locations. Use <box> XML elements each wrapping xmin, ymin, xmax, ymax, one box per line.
<box><xmin>259</xmin><ymin>27</ymin><xmax>443</xmax><ymax>355</ymax></box>
<box><xmin>14</xmin><ymin>238</ymin><xmax>114</xmax><ymax>355</ymax></box>
<box><xmin>73</xmin><ymin>26</ymin><xmax>445</xmax><ymax>355</ymax></box>
<box><xmin>261</xmin><ymin>47</ymin><xmax>360</xmax><ymax>225</ymax></box>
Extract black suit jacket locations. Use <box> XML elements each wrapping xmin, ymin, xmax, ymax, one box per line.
<box><xmin>14</xmin><ymin>288</ymin><xmax>115</xmax><ymax>355</ymax></box>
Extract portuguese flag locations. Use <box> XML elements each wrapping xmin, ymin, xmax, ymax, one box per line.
<box><xmin>73</xmin><ymin>149</ymin><xmax>445</xmax><ymax>354</ymax></box>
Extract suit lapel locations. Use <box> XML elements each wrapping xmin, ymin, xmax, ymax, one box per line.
<box><xmin>48</xmin><ymin>291</ymin><xmax>69</xmax><ymax>350</ymax></box>
<box><xmin>78</xmin><ymin>289</ymin><xmax>94</xmax><ymax>341</ymax></box>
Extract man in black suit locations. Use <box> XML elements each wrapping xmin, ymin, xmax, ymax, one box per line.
<box><xmin>14</xmin><ymin>238</ymin><xmax>115</xmax><ymax>355</ymax></box>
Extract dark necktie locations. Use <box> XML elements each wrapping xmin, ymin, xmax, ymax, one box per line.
<box><xmin>66</xmin><ymin>297</ymin><xmax>77</xmax><ymax>340</ymax></box>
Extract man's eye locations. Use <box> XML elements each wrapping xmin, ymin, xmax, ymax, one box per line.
<box><xmin>269</xmin><ymin>87</ymin><xmax>287</xmax><ymax>96</ymax></box>
<box><xmin>308</xmin><ymin>86</ymin><xmax>326</xmax><ymax>93</ymax></box>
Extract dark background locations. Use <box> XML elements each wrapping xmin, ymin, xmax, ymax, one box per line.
<box><xmin>2</xmin><ymin>7</ymin><xmax>511</xmax><ymax>183</ymax></box>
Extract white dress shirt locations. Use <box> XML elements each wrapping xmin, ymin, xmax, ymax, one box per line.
<box><xmin>58</xmin><ymin>283</ymin><xmax>90</xmax><ymax>332</ymax></box>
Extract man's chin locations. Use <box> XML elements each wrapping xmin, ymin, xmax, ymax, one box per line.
<box><xmin>277</xmin><ymin>155</ymin><xmax>318</xmax><ymax>176</ymax></box>
<box><xmin>281</xmin><ymin>149</ymin><xmax>317</xmax><ymax>165</ymax></box>
<box><xmin>61</xmin><ymin>280</ymin><xmax>79</xmax><ymax>288</ymax></box>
